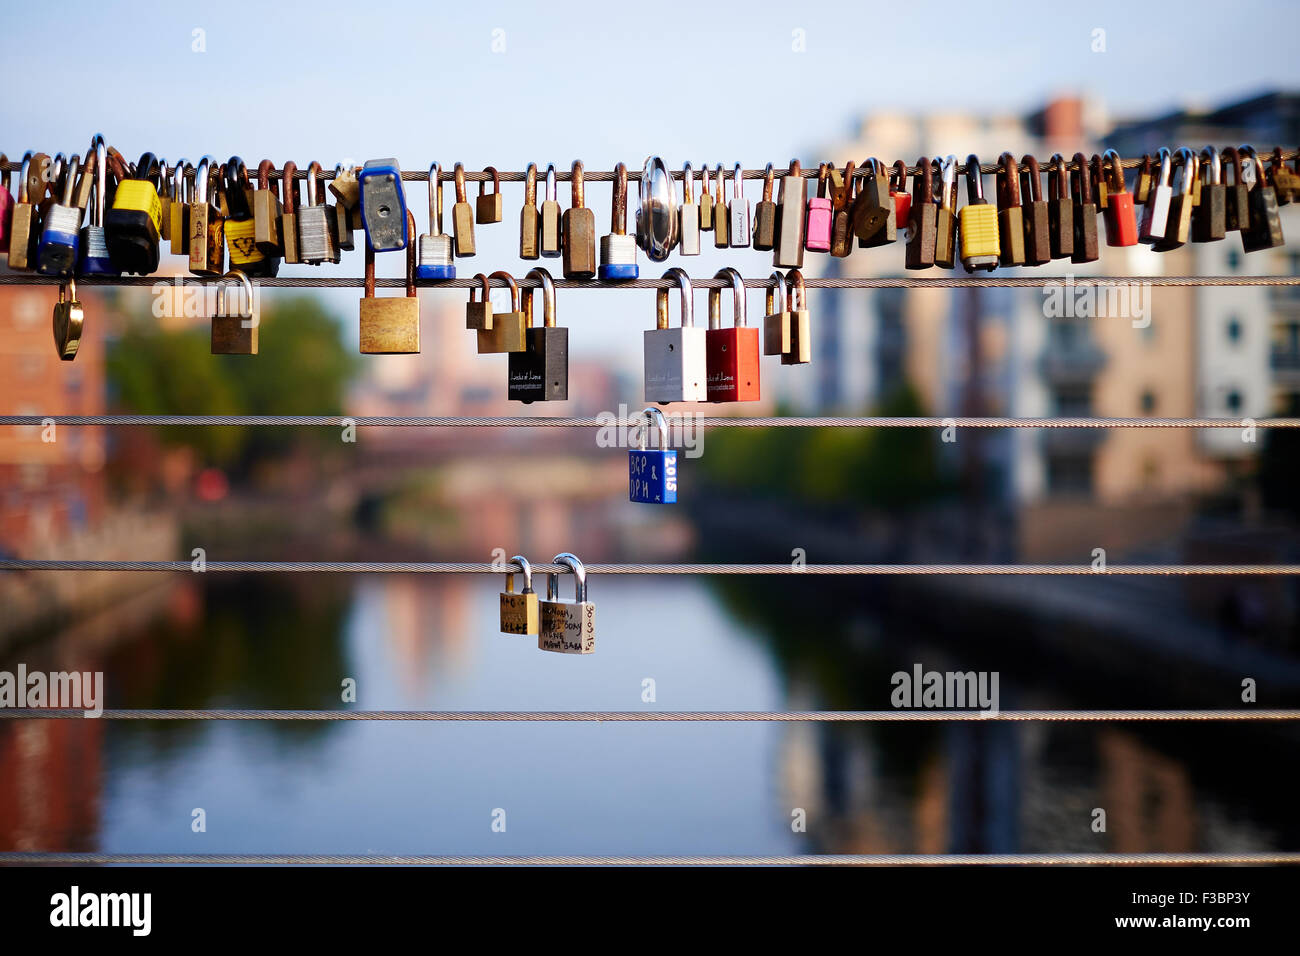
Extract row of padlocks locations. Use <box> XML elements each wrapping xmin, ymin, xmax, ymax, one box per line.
<box><xmin>498</xmin><ymin>555</ymin><xmax>596</xmax><ymax>655</ymax></box>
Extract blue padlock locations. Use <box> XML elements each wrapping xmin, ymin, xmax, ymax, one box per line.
<box><xmin>36</xmin><ymin>152</ymin><xmax>83</xmax><ymax>277</ymax></box>
<box><xmin>629</xmin><ymin>406</ymin><xmax>677</xmax><ymax>504</ymax></box>
<box><xmin>598</xmin><ymin>162</ymin><xmax>639</xmax><ymax>281</ymax></box>
<box><xmin>78</xmin><ymin>135</ymin><xmax>118</xmax><ymax>276</ymax></box>
<box><xmin>359</xmin><ymin>158</ymin><xmax>408</xmax><ymax>252</ymax></box>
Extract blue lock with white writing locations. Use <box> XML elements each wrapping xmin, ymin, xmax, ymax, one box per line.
<box><xmin>629</xmin><ymin>406</ymin><xmax>677</xmax><ymax>504</ymax></box>
<box><xmin>37</xmin><ymin>153</ymin><xmax>82</xmax><ymax>277</ymax></box>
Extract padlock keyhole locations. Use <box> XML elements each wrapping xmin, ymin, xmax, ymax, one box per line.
<box><xmin>667</xmin><ymin>343</ymin><xmax>675</xmax><ymax>352</ymax></box>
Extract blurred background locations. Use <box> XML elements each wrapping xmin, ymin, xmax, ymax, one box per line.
<box><xmin>2</xmin><ymin>0</ymin><xmax>1299</xmax><ymax>858</ymax></box>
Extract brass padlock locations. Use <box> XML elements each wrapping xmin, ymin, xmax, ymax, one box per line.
<box><xmin>477</xmin><ymin>271</ymin><xmax>526</xmax><ymax>353</ymax></box>
<box><xmin>762</xmin><ymin>270</ymin><xmax>791</xmax><ymax>356</ymax></box>
<box><xmin>466</xmin><ymin>272</ymin><xmax>493</xmax><ymax>331</ymax></box>
<box><xmin>210</xmin><ymin>269</ymin><xmax>258</xmax><ymax>355</ymax></box>
<box><xmin>520</xmin><ymin>163</ymin><xmax>540</xmax><ymax>259</ymax></box>
<box><xmin>452</xmin><ymin>162</ymin><xmax>476</xmax><ymax>256</ymax></box>
<box><xmin>359</xmin><ymin>210</ymin><xmax>420</xmax><ymax>354</ymax></box>
<box><xmin>782</xmin><ymin>269</ymin><xmax>811</xmax><ymax>365</ymax></box>
<box><xmin>52</xmin><ymin>278</ymin><xmax>84</xmax><ymax>361</ymax></box>
<box><xmin>280</xmin><ymin>160</ymin><xmax>300</xmax><ymax>264</ymax></box>
<box><xmin>476</xmin><ymin>165</ymin><xmax>503</xmax><ymax>223</ymax></box>
<box><xmin>561</xmin><ymin>160</ymin><xmax>596</xmax><ymax>278</ymax></box>
<box><xmin>499</xmin><ymin>556</ymin><xmax>540</xmax><ymax>635</ymax></box>
<box><xmin>188</xmin><ymin>156</ymin><xmax>225</xmax><ymax>276</ymax></box>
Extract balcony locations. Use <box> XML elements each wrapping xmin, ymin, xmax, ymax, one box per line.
<box><xmin>1039</xmin><ymin>344</ymin><xmax>1107</xmax><ymax>386</ymax></box>
<box><xmin>1271</xmin><ymin>343</ymin><xmax>1300</xmax><ymax>386</ymax></box>
<box><xmin>1041</xmin><ymin>427</ymin><xmax>1108</xmax><ymax>455</ymax></box>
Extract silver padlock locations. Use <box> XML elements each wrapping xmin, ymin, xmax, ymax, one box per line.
<box><xmin>359</xmin><ymin>157</ymin><xmax>407</xmax><ymax>252</ymax></box>
<box><xmin>644</xmin><ymin>267</ymin><xmax>707</xmax><ymax>404</ymax></box>
<box><xmin>728</xmin><ymin>162</ymin><xmax>750</xmax><ymax>248</ymax></box>
<box><xmin>332</xmin><ymin>165</ymin><xmax>355</xmax><ymax>251</ymax></box>
<box><xmin>539</xmin><ymin>553</ymin><xmax>595</xmax><ymax>655</ymax></box>
<box><xmin>1139</xmin><ymin>147</ymin><xmax>1173</xmax><ymax>245</ymax></box>
<box><xmin>599</xmin><ymin>162</ymin><xmax>639</xmax><ymax>280</ymax></box>
<box><xmin>298</xmin><ymin>161</ymin><xmax>337</xmax><ymax>264</ymax></box>
<box><xmin>774</xmin><ymin>159</ymin><xmax>806</xmax><ymax>268</ymax></box>
<box><xmin>678</xmin><ymin>163</ymin><xmax>701</xmax><ymax>256</ymax></box>
<box><xmin>635</xmin><ymin>155</ymin><xmax>676</xmax><ymax>262</ymax></box>
<box><xmin>417</xmin><ymin>162</ymin><xmax>455</xmax><ymax>281</ymax></box>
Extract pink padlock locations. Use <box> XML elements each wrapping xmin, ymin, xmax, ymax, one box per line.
<box><xmin>804</xmin><ymin>162</ymin><xmax>833</xmax><ymax>251</ymax></box>
<box><xmin>0</xmin><ymin>153</ymin><xmax>14</xmax><ymax>254</ymax></box>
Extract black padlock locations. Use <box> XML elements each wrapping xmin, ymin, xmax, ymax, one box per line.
<box><xmin>508</xmin><ymin>267</ymin><xmax>568</xmax><ymax>404</ymax></box>
<box><xmin>105</xmin><ymin>151</ymin><xmax>163</xmax><ymax>275</ymax></box>
<box><xmin>1241</xmin><ymin>146</ymin><xmax>1284</xmax><ymax>253</ymax></box>
<box><xmin>1191</xmin><ymin>146</ymin><xmax>1226</xmax><ymax>243</ymax></box>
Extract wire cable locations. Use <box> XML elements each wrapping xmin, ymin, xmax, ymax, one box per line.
<box><xmin>1</xmin><ymin>709</ymin><xmax>1296</xmax><ymax>721</ymax></box>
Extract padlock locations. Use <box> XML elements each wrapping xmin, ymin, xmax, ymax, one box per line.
<box><xmin>78</xmin><ymin>136</ymin><xmax>117</xmax><ymax>276</ymax></box>
<box><xmin>538</xmin><ymin>553</ymin><xmax>595</xmax><ymax>655</ymax></box>
<box><xmin>1222</xmin><ymin>147</ymin><xmax>1249</xmax><ymax>234</ymax></box>
<box><xmin>1191</xmin><ymin>147</ymin><xmax>1226</xmax><ymax>243</ymax></box>
<box><xmin>1046</xmin><ymin>154</ymin><xmax>1074</xmax><ymax>260</ymax></box>
<box><xmin>599</xmin><ymin>162</ymin><xmax>638</xmax><ymax>280</ymax></box>
<box><xmin>1269</xmin><ymin>147</ymin><xmax>1300</xmax><ymax>205</ymax></box>
<box><xmin>1139</xmin><ymin>147</ymin><xmax>1173</xmax><ymax>245</ymax></box>
<box><xmin>0</xmin><ymin>152</ymin><xmax>11</xmax><ymax>254</ymax></box>
<box><xmin>562</xmin><ymin>160</ymin><xmax>597</xmax><ymax>278</ymax></box>
<box><xmin>1070</xmin><ymin>151</ymin><xmax>1100</xmax><ymax>263</ymax></box>
<box><xmin>331</xmin><ymin>165</ymin><xmax>355</xmax><ymax>252</ymax></box>
<box><xmin>477</xmin><ymin>271</ymin><xmax>527</xmax><ymax>354</ymax></box>
<box><xmin>1240</xmin><ymin>145</ymin><xmax>1284</xmax><ymax>253</ymax></box>
<box><xmin>678</xmin><ymin>163</ymin><xmax>701</xmax><ymax>256</ymax></box>
<box><xmin>830</xmin><ymin>160</ymin><xmax>856</xmax><ymax>258</ymax></box>
<box><xmin>52</xmin><ymin>278</ymin><xmax>84</xmax><ymax>361</ymax></box>
<box><xmin>805</xmin><ymin>163</ymin><xmax>833</xmax><ymax>253</ymax></box>
<box><xmin>1090</xmin><ymin>154</ymin><xmax>1109</xmax><ymax>212</ymax></box>
<box><xmin>416</xmin><ymin>162</ymin><xmax>455</xmax><ymax>281</ymax></box>
<box><xmin>27</xmin><ymin>151</ymin><xmax>51</xmax><ymax>223</ymax></box>
<box><xmin>1153</xmin><ymin>148</ymin><xmax>1194</xmax><ymax>252</ymax></box>
<box><xmin>706</xmin><ymin>267</ymin><xmax>761</xmax><ymax>403</ymax></box>
<box><xmin>252</xmin><ymin>160</ymin><xmax>282</xmax><ymax>257</ymax></box>
<box><xmin>169</xmin><ymin>160</ymin><xmax>192</xmax><ymax>258</ymax></box>
<box><xmin>712</xmin><ymin>164</ymin><xmax>729</xmax><ymax>248</ymax></box>
<box><xmin>774</xmin><ymin>159</ymin><xmax>806</xmax><ymax>268</ymax></box>
<box><xmin>1134</xmin><ymin>154</ymin><xmax>1153</xmax><ymax>204</ymax></box>
<box><xmin>278</xmin><ymin>161</ymin><xmax>300</xmax><ymax>264</ymax></box>
<box><xmin>629</xmin><ymin>406</ymin><xmax>677</xmax><ymax>504</ymax></box>
<box><xmin>466</xmin><ymin>272</ymin><xmax>493</xmax><ymax>330</ymax></box>
<box><xmin>933</xmin><ymin>156</ymin><xmax>959</xmax><ymax>268</ymax></box>
<box><xmin>451</xmin><ymin>162</ymin><xmax>476</xmax><ymax>257</ymax></box>
<box><xmin>297</xmin><ymin>162</ymin><xmax>337</xmax><ymax>265</ymax></box>
<box><xmin>357</xmin><ymin>157</ymin><xmax>406</xmax><ymax>253</ymax></box>
<box><xmin>753</xmin><ymin>163</ymin><xmax>778</xmax><ymax>251</ymax></box>
<box><xmin>889</xmin><ymin>160</ymin><xmax>911</xmax><ymax>245</ymax></box>
<box><xmin>727</xmin><ymin>162</ymin><xmax>751</xmax><ymax>248</ymax></box>
<box><xmin>782</xmin><ymin>269</ymin><xmax>812</xmax><ymax>365</ymax></box>
<box><xmin>329</xmin><ymin>163</ymin><xmax>360</xmax><ymax>209</ymax></box>
<box><xmin>1101</xmin><ymin>148</ymin><xmax>1138</xmax><ymax>248</ymax></box>
<box><xmin>210</xmin><ymin>269</ymin><xmax>258</xmax><ymax>355</ymax></box>
<box><xmin>500</xmin><ymin>556</ymin><xmax>540</xmax><ymax>636</ymax></box>
<box><xmin>476</xmin><ymin>165</ymin><xmax>503</xmax><ymax>223</ymax></box>
<box><xmin>996</xmin><ymin>152</ymin><xmax>1026</xmax><ymax>267</ymax></box>
<box><xmin>223</xmin><ymin>158</ymin><xmax>278</xmax><ymax>278</ymax></box>
<box><xmin>359</xmin><ymin>210</ymin><xmax>419</xmax><ymax>354</ymax></box>
<box><xmin>763</xmin><ymin>270</ymin><xmax>791</xmax><ymax>355</ymax></box>
<box><xmin>157</xmin><ymin>157</ymin><xmax>172</xmax><ymax>243</ymax></box>
<box><xmin>905</xmin><ymin>156</ymin><xmax>937</xmax><ymax>270</ymax></box>
<box><xmin>37</xmin><ymin>153</ymin><xmax>84</xmax><ymax>277</ymax></box>
<box><xmin>645</xmin><ymin>267</ymin><xmax>707</xmax><ymax>404</ymax></box>
<box><xmin>958</xmin><ymin>154</ymin><xmax>999</xmax><ymax>271</ymax></box>
<box><xmin>508</xmin><ymin>267</ymin><xmax>568</xmax><ymax>403</ymax></box>
<box><xmin>540</xmin><ymin>164</ymin><xmax>563</xmax><ymax>258</ymax></box>
<box><xmin>635</xmin><ymin>155</ymin><xmax>676</xmax><ymax>263</ymax></box>
<box><xmin>520</xmin><ymin>163</ymin><xmax>540</xmax><ymax>259</ymax></box>
<box><xmin>699</xmin><ymin>165</ymin><xmax>715</xmax><ymax>231</ymax></box>
<box><xmin>105</xmin><ymin>151</ymin><xmax>167</xmax><ymax>276</ymax></box>
<box><xmin>1019</xmin><ymin>155</ymin><xmax>1051</xmax><ymax>266</ymax></box>
<box><xmin>6</xmin><ymin>152</ymin><xmax>37</xmax><ymax>270</ymax></box>
<box><xmin>853</xmin><ymin>157</ymin><xmax>894</xmax><ymax>246</ymax></box>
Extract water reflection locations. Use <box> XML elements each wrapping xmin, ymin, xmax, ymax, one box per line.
<box><xmin>1</xmin><ymin>573</ymin><xmax>1296</xmax><ymax>856</ymax></box>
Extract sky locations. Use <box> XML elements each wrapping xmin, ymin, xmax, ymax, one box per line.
<box><xmin>2</xmin><ymin>0</ymin><xmax>1296</xmax><ymax>356</ymax></box>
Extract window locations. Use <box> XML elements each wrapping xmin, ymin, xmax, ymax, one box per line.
<box><xmin>1226</xmin><ymin>389</ymin><xmax>1243</xmax><ymax>415</ymax></box>
<box><xmin>1140</xmin><ymin>390</ymin><xmax>1156</xmax><ymax>414</ymax></box>
<box><xmin>1226</xmin><ymin>317</ymin><xmax>1242</xmax><ymax>345</ymax></box>
<box><xmin>1226</xmin><ymin>249</ymin><xmax>1241</xmax><ymax>272</ymax></box>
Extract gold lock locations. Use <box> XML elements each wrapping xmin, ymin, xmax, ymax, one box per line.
<box><xmin>476</xmin><ymin>165</ymin><xmax>503</xmax><ymax>224</ymax></box>
<box><xmin>253</xmin><ymin>159</ymin><xmax>281</xmax><ymax>256</ymax></box>
<box><xmin>328</xmin><ymin>164</ymin><xmax>360</xmax><ymax>208</ymax></box>
<box><xmin>782</xmin><ymin>269</ymin><xmax>811</xmax><ymax>365</ymax></box>
<box><xmin>466</xmin><ymin>272</ymin><xmax>493</xmax><ymax>331</ymax></box>
<box><xmin>762</xmin><ymin>271</ymin><xmax>791</xmax><ymax>356</ymax></box>
<box><xmin>210</xmin><ymin>270</ymin><xmax>258</xmax><ymax>355</ymax></box>
<box><xmin>476</xmin><ymin>271</ymin><xmax>526</xmax><ymax>353</ymax></box>
<box><xmin>359</xmin><ymin>209</ymin><xmax>420</xmax><ymax>354</ymax></box>
<box><xmin>52</xmin><ymin>278</ymin><xmax>85</xmax><ymax>361</ymax></box>
<box><xmin>452</xmin><ymin>162</ymin><xmax>476</xmax><ymax>256</ymax></box>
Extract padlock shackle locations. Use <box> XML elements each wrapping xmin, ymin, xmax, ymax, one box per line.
<box><xmin>682</xmin><ymin>163</ymin><xmax>694</xmax><ymax>204</ymax></box>
<box><xmin>816</xmin><ymin>162</ymin><xmax>829</xmax><ymax>200</ymax></box>
<box><xmin>766</xmin><ymin>270</ymin><xmax>787</xmax><ymax>316</ymax></box>
<box><xmin>1240</xmin><ymin>145</ymin><xmax>1267</xmax><ymax>186</ymax></box>
<box><xmin>523</xmin><ymin>163</ymin><xmax>537</xmax><ymax>205</ymax></box>
<box><xmin>1199</xmin><ymin>146</ymin><xmax>1221</xmax><ymax>185</ymax></box>
<box><xmin>1070</xmin><ymin>152</ymin><xmax>1092</xmax><ymax>205</ymax></box>
<box><xmin>571</xmin><ymin>160</ymin><xmax>585</xmax><ymax>209</ymax></box>
<box><xmin>708</xmin><ymin>267</ymin><xmax>746</xmax><ymax>329</ymax></box>
<box><xmin>1102</xmin><ymin>149</ymin><xmax>1126</xmax><ymax>193</ymax></box>
<box><xmin>523</xmin><ymin>267</ymin><xmax>556</xmax><ymax>328</ymax></box>
<box><xmin>611</xmin><ymin>162</ymin><xmax>628</xmax><ymax>235</ymax></box>
<box><xmin>544</xmin><ymin>163</ymin><xmax>558</xmax><ymax>202</ymax></box>
<box><xmin>280</xmin><ymin>160</ymin><xmax>297</xmax><ymax>213</ymax></box>
<box><xmin>427</xmin><ymin>162</ymin><xmax>443</xmax><ymax>235</ymax></box>
<box><xmin>891</xmin><ymin>159</ymin><xmax>908</xmax><ymax>197</ymax></box>
<box><xmin>963</xmin><ymin>154</ymin><xmax>985</xmax><ymax>203</ymax></box>
<box><xmin>552</xmin><ymin>552</ymin><xmax>586</xmax><ymax>604</ymax></box>
<box><xmin>837</xmin><ymin>160</ymin><xmax>857</xmax><ymax>210</ymax></box>
<box><xmin>700</xmin><ymin>165</ymin><xmax>711</xmax><ymax>197</ymax></box>
<box><xmin>731</xmin><ymin>163</ymin><xmax>743</xmax><ymax>202</ymax></box>
<box><xmin>305</xmin><ymin>161</ymin><xmax>326</xmax><ymax>208</ymax></box>
<box><xmin>938</xmin><ymin>156</ymin><xmax>958</xmax><ymax>210</ymax></box>
<box><xmin>1221</xmin><ymin>147</ymin><xmax>1243</xmax><ymax>187</ymax></box>
<box><xmin>16</xmin><ymin>151</ymin><xmax>32</xmax><ymax>203</ymax></box>
<box><xmin>1048</xmin><ymin>154</ymin><xmax>1069</xmax><ymax>202</ymax></box>
<box><xmin>225</xmin><ymin>157</ymin><xmax>253</xmax><ymax>220</ymax></box>
<box><xmin>453</xmin><ymin>162</ymin><xmax>468</xmax><ymax>204</ymax></box>
<box><xmin>257</xmin><ymin>159</ymin><xmax>275</xmax><ymax>191</ymax></box>
<box><xmin>785</xmin><ymin>268</ymin><xmax>807</xmax><ymax>311</ymax></box>
<box><xmin>997</xmin><ymin>152</ymin><xmax>1020</xmax><ymax>208</ymax></box>
<box><xmin>636</xmin><ymin>406</ymin><xmax>670</xmax><ymax>452</ymax></box>
<box><xmin>215</xmin><ymin>269</ymin><xmax>254</xmax><ymax>319</ymax></box>
<box><xmin>468</xmin><ymin>272</ymin><xmax>491</xmax><ymax>304</ymax></box>
<box><xmin>1019</xmin><ymin>154</ymin><xmax>1043</xmax><ymax>203</ymax></box>
<box><xmin>1171</xmin><ymin>148</ymin><xmax>1197</xmax><ymax>196</ymax></box>
<box><xmin>714</xmin><ymin>164</ymin><xmax>725</xmax><ymax>203</ymax></box>
<box><xmin>405</xmin><ymin>210</ymin><xmax>417</xmax><ymax>297</ymax></box>
<box><xmin>1154</xmin><ymin>147</ymin><xmax>1173</xmax><ymax>188</ymax></box>
<box><xmin>479</xmin><ymin>165</ymin><xmax>500</xmax><ymax>198</ymax></box>
<box><xmin>507</xmin><ymin>555</ymin><xmax>533</xmax><ymax>593</ymax></box>
<box><xmin>761</xmin><ymin>163</ymin><xmax>774</xmax><ymax>202</ymax></box>
<box><xmin>655</xmin><ymin>266</ymin><xmax>693</xmax><ymax>330</ymax></box>
<box><xmin>488</xmin><ymin>269</ymin><xmax>519</xmax><ymax>311</ymax></box>
<box><xmin>89</xmin><ymin>135</ymin><xmax>108</xmax><ymax>226</ymax></box>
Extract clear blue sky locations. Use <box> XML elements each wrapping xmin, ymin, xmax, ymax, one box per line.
<box><xmin>3</xmin><ymin>0</ymin><xmax>1295</xmax><ymax>354</ymax></box>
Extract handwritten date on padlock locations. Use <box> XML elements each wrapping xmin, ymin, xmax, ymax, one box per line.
<box><xmin>629</xmin><ymin>449</ymin><xmax>677</xmax><ymax>504</ymax></box>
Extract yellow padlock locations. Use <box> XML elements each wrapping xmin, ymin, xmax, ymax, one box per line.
<box><xmin>958</xmin><ymin>153</ymin><xmax>1000</xmax><ymax>272</ymax></box>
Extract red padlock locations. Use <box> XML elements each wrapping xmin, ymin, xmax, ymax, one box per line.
<box><xmin>705</xmin><ymin>267</ymin><xmax>760</xmax><ymax>403</ymax></box>
<box><xmin>804</xmin><ymin>162</ymin><xmax>833</xmax><ymax>252</ymax></box>
<box><xmin>0</xmin><ymin>153</ymin><xmax>13</xmax><ymax>253</ymax></box>
<box><xmin>1102</xmin><ymin>149</ymin><xmax>1138</xmax><ymax>247</ymax></box>
<box><xmin>890</xmin><ymin>159</ymin><xmax>911</xmax><ymax>241</ymax></box>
